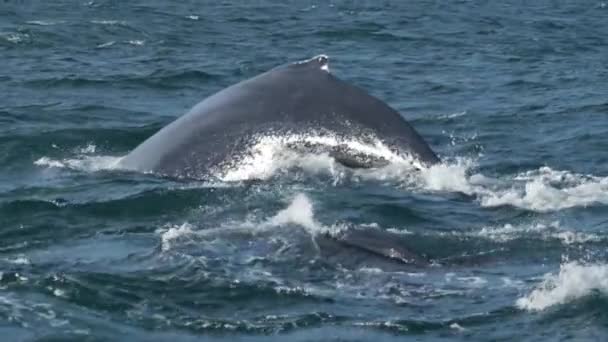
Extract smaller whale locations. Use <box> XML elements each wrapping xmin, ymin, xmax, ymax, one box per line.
<box><xmin>119</xmin><ymin>55</ymin><xmax>439</xmax><ymax>178</ymax></box>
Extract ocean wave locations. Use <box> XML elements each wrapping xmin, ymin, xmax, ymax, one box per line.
<box><xmin>215</xmin><ymin>132</ymin><xmax>608</xmax><ymax>212</ymax></box>
<box><xmin>159</xmin><ymin>193</ymin><xmax>345</xmax><ymax>252</ymax></box>
<box><xmin>473</xmin><ymin>221</ymin><xmax>602</xmax><ymax>245</ymax></box>
<box><xmin>437</xmin><ymin>111</ymin><xmax>467</xmax><ymax>120</ymax></box>
<box><xmin>160</xmin><ymin>223</ymin><xmax>194</xmax><ymax>252</ymax></box>
<box><xmin>269</xmin><ymin>193</ymin><xmax>321</xmax><ymax>232</ymax></box>
<box><xmin>139</xmin><ymin>311</ymin><xmax>338</xmax><ymax>334</ymax></box>
<box><xmin>419</xmin><ymin>164</ymin><xmax>608</xmax><ymax>212</ymax></box>
<box><xmin>516</xmin><ymin>261</ymin><xmax>608</xmax><ymax>311</ymax></box>
<box><xmin>480</xmin><ymin>167</ymin><xmax>608</xmax><ymax>210</ymax></box>
<box><xmin>96</xmin><ymin>41</ymin><xmax>116</xmax><ymax>48</ymax></box>
<box><xmin>0</xmin><ymin>32</ymin><xmax>31</xmax><ymax>45</ymax></box>
<box><xmin>33</xmin><ymin>143</ymin><xmax>122</xmax><ymax>172</ymax></box>
<box><xmin>352</xmin><ymin>315</ymin><xmax>473</xmax><ymax>334</ymax></box>
<box><xmin>0</xmin><ymin>293</ymin><xmax>70</xmax><ymax>330</ymax></box>
<box><xmin>90</xmin><ymin>20</ymin><xmax>128</xmax><ymax>26</ymax></box>
<box><xmin>418</xmin><ymin>163</ymin><xmax>608</xmax><ymax>212</ymax></box>
<box><xmin>127</xmin><ymin>40</ymin><xmax>145</xmax><ymax>46</ymax></box>
<box><xmin>34</xmin><ymin>155</ymin><xmax>122</xmax><ymax>172</ymax></box>
<box><xmin>33</xmin><ymin>133</ymin><xmax>608</xmax><ymax>213</ymax></box>
<box><xmin>25</xmin><ymin>69</ymin><xmax>218</xmax><ymax>89</ymax></box>
<box><xmin>26</xmin><ymin>20</ymin><xmax>65</xmax><ymax>26</ymax></box>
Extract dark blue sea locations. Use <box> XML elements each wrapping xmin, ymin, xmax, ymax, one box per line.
<box><xmin>2</xmin><ymin>1</ymin><xmax>608</xmax><ymax>341</ymax></box>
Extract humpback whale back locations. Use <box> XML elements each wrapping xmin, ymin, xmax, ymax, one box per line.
<box><xmin>119</xmin><ymin>55</ymin><xmax>439</xmax><ymax>178</ymax></box>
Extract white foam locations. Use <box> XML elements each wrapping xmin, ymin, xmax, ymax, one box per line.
<box><xmin>472</xmin><ymin>221</ymin><xmax>600</xmax><ymax>245</ymax></box>
<box><xmin>476</xmin><ymin>223</ymin><xmax>547</xmax><ymax>242</ymax></box>
<box><xmin>34</xmin><ymin>155</ymin><xmax>122</xmax><ymax>172</ymax></box>
<box><xmin>34</xmin><ymin>157</ymin><xmax>65</xmax><ymax>169</ymax></box>
<box><xmin>450</xmin><ymin>322</ymin><xmax>466</xmax><ymax>331</ymax></box>
<box><xmin>501</xmin><ymin>277</ymin><xmax>525</xmax><ymax>288</ymax></box>
<box><xmin>159</xmin><ymin>193</ymin><xmax>347</xmax><ymax>252</ymax></box>
<box><xmin>358</xmin><ymin>267</ymin><xmax>384</xmax><ymax>274</ymax></box>
<box><xmin>127</xmin><ymin>40</ymin><xmax>145</xmax><ymax>46</ymax></box>
<box><xmin>97</xmin><ymin>41</ymin><xmax>116</xmax><ymax>48</ymax></box>
<box><xmin>269</xmin><ymin>194</ymin><xmax>317</xmax><ymax>230</ymax></box>
<box><xmin>418</xmin><ymin>163</ymin><xmax>608</xmax><ymax>212</ymax></box>
<box><xmin>26</xmin><ymin>20</ymin><xmax>64</xmax><ymax>26</ymax></box>
<box><xmin>553</xmin><ymin>231</ymin><xmax>602</xmax><ymax>244</ymax></box>
<box><xmin>213</xmin><ymin>132</ymin><xmax>464</xmax><ymax>194</ymax></box>
<box><xmin>516</xmin><ymin>262</ymin><xmax>608</xmax><ymax>311</ymax></box>
<box><xmin>419</xmin><ymin>158</ymin><xmax>475</xmax><ymax>194</ymax></box>
<box><xmin>90</xmin><ymin>20</ymin><xmax>126</xmax><ymax>25</ymax></box>
<box><xmin>7</xmin><ymin>256</ymin><xmax>30</xmax><ymax>265</ymax></box>
<box><xmin>34</xmin><ymin>144</ymin><xmax>123</xmax><ymax>172</ymax></box>
<box><xmin>386</xmin><ymin>227</ymin><xmax>414</xmax><ymax>235</ymax></box>
<box><xmin>53</xmin><ymin>289</ymin><xmax>67</xmax><ymax>298</ymax></box>
<box><xmin>268</xmin><ymin>193</ymin><xmax>346</xmax><ymax>236</ymax></box>
<box><xmin>417</xmin><ymin>162</ymin><xmax>608</xmax><ymax>212</ymax></box>
<box><xmin>37</xmin><ymin>132</ymin><xmax>606</xmax><ymax>216</ymax></box>
<box><xmin>160</xmin><ymin>223</ymin><xmax>194</xmax><ymax>252</ymax></box>
<box><xmin>78</xmin><ymin>144</ymin><xmax>97</xmax><ymax>154</ymax></box>
<box><xmin>1</xmin><ymin>32</ymin><xmax>29</xmax><ymax>44</ymax></box>
<box><xmin>480</xmin><ymin>167</ymin><xmax>608</xmax><ymax>212</ymax></box>
<box><xmin>438</xmin><ymin>111</ymin><xmax>467</xmax><ymax>119</ymax></box>
<box><xmin>218</xmin><ymin>133</ymin><xmax>421</xmax><ymax>182</ymax></box>
<box><xmin>456</xmin><ymin>276</ymin><xmax>488</xmax><ymax>287</ymax></box>
<box><xmin>353</xmin><ymin>320</ymin><xmax>409</xmax><ymax>332</ymax></box>
<box><xmin>219</xmin><ymin>137</ymin><xmax>338</xmax><ymax>182</ymax></box>
<box><xmin>215</xmin><ymin>132</ymin><xmax>608</xmax><ymax>212</ymax></box>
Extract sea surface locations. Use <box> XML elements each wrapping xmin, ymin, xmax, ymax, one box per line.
<box><xmin>1</xmin><ymin>1</ymin><xmax>608</xmax><ymax>341</ymax></box>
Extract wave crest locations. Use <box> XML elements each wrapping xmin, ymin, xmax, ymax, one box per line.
<box><xmin>32</xmin><ymin>135</ymin><xmax>608</xmax><ymax>213</ymax></box>
<box><xmin>516</xmin><ymin>262</ymin><xmax>608</xmax><ymax>311</ymax></box>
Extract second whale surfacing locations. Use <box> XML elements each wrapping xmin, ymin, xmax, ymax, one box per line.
<box><xmin>119</xmin><ymin>55</ymin><xmax>439</xmax><ymax>179</ymax></box>
<box><xmin>120</xmin><ymin>55</ymin><xmax>441</xmax><ymax>268</ymax></box>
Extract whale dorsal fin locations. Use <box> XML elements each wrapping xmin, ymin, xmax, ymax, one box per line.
<box><xmin>291</xmin><ymin>54</ymin><xmax>330</xmax><ymax>73</ymax></box>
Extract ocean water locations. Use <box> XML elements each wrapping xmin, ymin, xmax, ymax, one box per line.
<box><xmin>2</xmin><ymin>1</ymin><xmax>608</xmax><ymax>341</ymax></box>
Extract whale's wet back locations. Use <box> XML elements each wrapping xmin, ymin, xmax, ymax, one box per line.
<box><xmin>119</xmin><ymin>55</ymin><xmax>439</xmax><ymax>178</ymax></box>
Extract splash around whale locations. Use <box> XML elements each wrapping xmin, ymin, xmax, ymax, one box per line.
<box><xmin>119</xmin><ymin>55</ymin><xmax>439</xmax><ymax>180</ymax></box>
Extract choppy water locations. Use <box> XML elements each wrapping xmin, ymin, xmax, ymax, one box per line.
<box><xmin>2</xmin><ymin>1</ymin><xmax>608</xmax><ymax>341</ymax></box>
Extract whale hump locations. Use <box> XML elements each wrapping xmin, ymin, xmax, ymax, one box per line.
<box><xmin>120</xmin><ymin>55</ymin><xmax>439</xmax><ymax>178</ymax></box>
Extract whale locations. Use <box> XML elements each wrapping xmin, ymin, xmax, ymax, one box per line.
<box><xmin>119</xmin><ymin>55</ymin><xmax>439</xmax><ymax>178</ymax></box>
<box><xmin>120</xmin><ymin>55</ymin><xmax>440</xmax><ymax>268</ymax></box>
